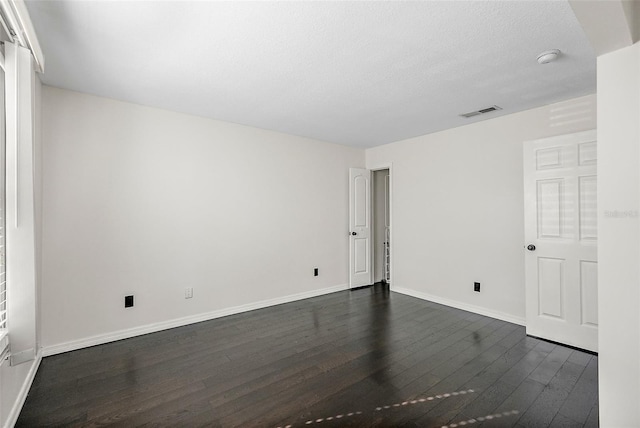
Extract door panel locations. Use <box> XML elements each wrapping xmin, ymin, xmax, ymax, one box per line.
<box><xmin>354</xmin><ymin>238</ymin><xmax>368</xmax><ymax>273</ymax></box>
<box><xmin>537</xmin><ymin>257</ymin><xmax>564</xmax><ymax>319</ymax></box>
<box><xmin>349</xmin><ymin>168</ymin><xmax>372</xmax><ymax>288</ymax></box>
<box><xmin>536</xmin><ymin>147</ymin><xmax>563</xmax><ymax>170</ymax></box>
<box><xmin>578</xmin><ymin>142</ymin><xmax>597</xmax><ymax>166</ymax></box>
<box><xmin>354</xmin><ymin>175</ymin><xmax>368</xmax><ymax>227</ymax></box>
<box><xmin>579</xmin><ymin>176</ymin><xmax>597</xmax><ymax>241</ymax></box>
<box><xmin>524</xmin><ymin>130</ymin><xmax>598</xmax><ymax>352</ymax></box>
<box><xmin>537</xmin><ymin>179</ymin><xmax>565</xmax><ymax>238</ymax></box>
<box><xmin>580</xmin><ymin>261</ymin><xmax>598</xmax><ymax>327</ymax></box>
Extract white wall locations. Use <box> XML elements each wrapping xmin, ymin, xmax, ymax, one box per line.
<box><xmin>366</xmin><ymin>94</ymin><xmax>596</xmax><ymax>324</ymax></box>
<box><xmin>621</xmin><ymin>0</ymin><xmax>640</xmax><ymax>43</ymax></box>
<box><xmin>41</xmin><ymin>86</ymin><xmax>364</xmax><ymax>353</ymax></box>
<box><xmin>597</xmin><ymin>41</ymin><xmax>640</xmax><ymax>426</ymax></box>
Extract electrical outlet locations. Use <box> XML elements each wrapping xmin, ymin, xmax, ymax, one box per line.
<box><xmin>314</xmin><ymin>268</ymin><xmax>319</xmax><ymax>277</ymax></box>
<box><xmin>125</xmin><ymin>295</ymin><xmax>134</xmax><ymax>308</ymax></box>
<box><xmin>185</xmin><ymin>287</ymin><xmax>193</xmax><ymax>299</ymax></box>
<box><xmin>474</xmin><ymin>282</ymin><xmax>481</xmax><ymax>292</ymax></box>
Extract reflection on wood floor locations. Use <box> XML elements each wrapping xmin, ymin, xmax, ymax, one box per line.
<box><xmin>18</xmin><ymin>284</ymin><xmax>598</xmax><ymax>427</ymax></box>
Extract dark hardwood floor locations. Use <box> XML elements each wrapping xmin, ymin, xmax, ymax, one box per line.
<box><xmin>17</xmin><ymin>284</ymin><xmax>598</xmax><ymax>427</ymax></box>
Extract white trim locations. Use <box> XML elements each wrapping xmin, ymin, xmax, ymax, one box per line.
<box><xmin>8</xmin><ymin>0</ymin><xmax>44</xmax><ymax>72</ymax></box>
<box><xmin>368</xmin><ymin>162</ymin><xmax>393</xmax><ymax>171</ymax></box>
<box><xmin>0</xmin><ymin>0</ymin><xmax>44</xmax><ymax>72</ymax></box>
<box><xmin>43</xmin><ymin>284</ymin><xmax>348</xmax><ymax>357</ymax></box>
<box><xmin>392</xmin><ymin>286</ymin><xmax>526</xmax><ymax>326</ymax></box>
<box><xmin>4</xmin><ymin>352</ymin><xmax>41</xmax><ymax>428</ymax></box>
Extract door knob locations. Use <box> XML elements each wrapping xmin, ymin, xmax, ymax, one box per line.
<box><xmin>526</xmin><ymin>244</ymin><xmax>536</xmax><ymax>251</ymax></box>
<box><xmin>351</xmin><ymin>232</ymin><xmax>357</xmax><ymax>236</ymax></box>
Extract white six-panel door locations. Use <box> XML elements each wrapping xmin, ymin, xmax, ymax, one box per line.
<box><xmin>349</xmin><ymin>168</ymin><xmax>373</xmax><ymax>288</ymax></box>
<box><xmin>523</xmin><ymin>130</ymin><xmax>598</xmax><ymax>352</ymax></box>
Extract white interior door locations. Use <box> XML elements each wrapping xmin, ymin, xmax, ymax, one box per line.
<box><xmin>349</xmin><ymin>168</ymin><xmax>372</xmax><ymax>288</ymax></box>
<box><xmin>524</xmin><ymin>130</ymin><xmax>598</xmax><ymax>352</ymax></box>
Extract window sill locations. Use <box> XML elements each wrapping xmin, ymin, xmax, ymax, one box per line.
<box><xmin>0</xmin><ymin>330</ymin><xmax>9</xmax><ymax>358</ymax></box>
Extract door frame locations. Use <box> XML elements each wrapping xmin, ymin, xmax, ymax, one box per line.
<box><xmin>368</xmin><ymin>163</ymin><xmax>393</xmax><ymax>289</ymax></box>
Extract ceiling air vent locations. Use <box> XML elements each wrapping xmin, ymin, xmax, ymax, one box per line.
<box><xmin>460</xmin><ymin>105</ymin><xmax>503</xmax><ymax>118</ymax></box>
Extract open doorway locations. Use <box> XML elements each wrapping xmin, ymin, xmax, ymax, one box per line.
<box><xmin>348</xmin><ymin>166</ymin><xmax>392</xmax><ymax>289</ymax></box>
<box><xmin>373</xmin><ymin>169</ymin><xmax>390</xmax><ymax>285</ymax></box>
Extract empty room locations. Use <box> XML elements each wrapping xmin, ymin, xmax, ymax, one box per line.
<box><xmin>1</xmin><ymin>0</ymin><xmax>639</xmax><ymax>427</ymax></box>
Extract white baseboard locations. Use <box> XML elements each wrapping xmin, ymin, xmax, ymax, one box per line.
<box><xmin>392</xmin><ymin>286</ymin><xmax>526</xmax><ymax>326</ymax></box>
<box><xmin>4</xmin><ymin>353</ymin><xmax>42</xmax><ymax>428</ymax></box>
<box><xmin>43</xmin><ymin>284</ymin><xmax>348</xmax><ymax>357</ymax></box>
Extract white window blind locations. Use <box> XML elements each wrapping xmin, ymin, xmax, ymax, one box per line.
<box><xmin>0</xmin><ymin>52</ymin><xmax>6</xmax><ymax>338</ymax></box>
<box><xmin>4</xmin><ymin>43</ymin><xmax>37</xmax><ymax>365</ymax></box>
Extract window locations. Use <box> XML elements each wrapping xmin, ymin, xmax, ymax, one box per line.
<box><xmin>0</xmin><ymin>50</ymin><xmax>6</xmax><ymax>352</ymax></box>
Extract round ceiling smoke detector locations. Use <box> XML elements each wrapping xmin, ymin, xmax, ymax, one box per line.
<box><xmin>537</xmin><ymin>49</ymin><xmax>561</xmax><ymax>64</ymax></box>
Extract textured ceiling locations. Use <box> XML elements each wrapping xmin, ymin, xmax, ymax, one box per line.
<box><xmin>25</xmin><ymin>1</ymin><xmax>596</xmax><ymax>148</ymax></box>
